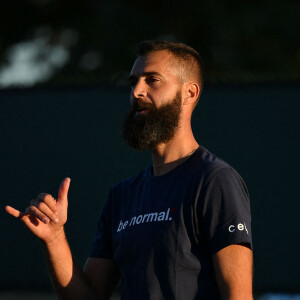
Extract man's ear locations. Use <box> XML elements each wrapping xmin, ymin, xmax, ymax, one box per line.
<box><xmin>182</xmin><ymin>82</ymin><xmax>200</xmax><ymax>105</ymax></box>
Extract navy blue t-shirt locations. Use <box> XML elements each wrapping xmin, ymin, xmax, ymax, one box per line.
<box><xmin>90</xmin><ymin>147</ymin><xmax>252</xmax><ymax>299</ymax></box>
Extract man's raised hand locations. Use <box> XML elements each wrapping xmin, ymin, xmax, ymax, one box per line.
<box><xmin>5</xmin><ymin>178</ymin><xmax>71</xmax><ymax>244</ymax></box>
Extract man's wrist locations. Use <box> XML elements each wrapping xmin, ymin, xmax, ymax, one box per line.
<box><xmin>42</xmin><ymin>228</ymin><xmax>66</xmax><ymax>248</ymax></box>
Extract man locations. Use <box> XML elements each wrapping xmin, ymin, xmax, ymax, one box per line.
<box><xmin>5</xmin><ymin>40</ymin><xmax>253</xmax><ymax>299</ymax></box>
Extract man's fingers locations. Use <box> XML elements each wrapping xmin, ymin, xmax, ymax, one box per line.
<box><xmin>57</xmin><ymin>177</ymin><xmax>71</xmax><ymax>204</ymax></box>
<box><xmin>5</xmin><ymin>205</ymin><xmax>44</xmax><ymax>226</ymax></box>
<box><xmin>30</xmin><ymin>199</ymin><xmax>59</xmax><ymax>224</ymax></box>
<box><xmin>5</xmin><ymin>177</ymin><xmax>70</xmax><ymax>225</ymax></box>
<box><xmin>41</xmin><ymin>194</ymin><xmax>57</xmax><ymax>213</ymax></box>
<box><xmin>26</xmin><ymin>205</ymin><xmax>51</xmax><ymax>224</ymax></box>
<box><xmin>5</xmin><ymin>205</ymin><xmax>24</xmax><ymax>219</ymax></box>
<box><xmin>37</xmin><ymin>192</ymin><xmax>47</xmax><ymax>202</ymax></box>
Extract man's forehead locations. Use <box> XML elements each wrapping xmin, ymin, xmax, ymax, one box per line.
<box><xmin>130</xmin><ymin>50</ymin><xmax>175</xmax><ymax>76</ymax></box>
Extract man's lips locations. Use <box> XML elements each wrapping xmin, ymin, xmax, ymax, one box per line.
<box><xmin>131</xmin><ymin>100</ymin><xmax>154</xmax><ymax>116</ymax></box>
<box><xmin>136</xmin><ymin>107</ymin><xmax>149</xmax><ymax>115</ymax></box>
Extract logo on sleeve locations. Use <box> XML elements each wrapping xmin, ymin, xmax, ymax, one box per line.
<box><xmin>228</xmin><ymin>222</ymin><xmax>249</xmax><ymax>234</ymax></box>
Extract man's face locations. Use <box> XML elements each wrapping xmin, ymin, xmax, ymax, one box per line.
<box><xmin>122</xmin><ymin>50</ymin><xmax>183</xmax><ymax>151</ymax></box>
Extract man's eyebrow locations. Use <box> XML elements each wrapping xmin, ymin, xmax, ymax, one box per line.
<box><xmin>128</xmin><ymin>72</ymin><xmax>163</xmax><ymax>81</ymax></box>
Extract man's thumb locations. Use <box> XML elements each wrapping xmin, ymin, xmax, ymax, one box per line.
<box><xmin>57</xmin><ymin>177</ymin><xmax>71</xmax><ymax>203</ymax></box>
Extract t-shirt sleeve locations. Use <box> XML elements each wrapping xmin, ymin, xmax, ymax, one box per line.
<box><xmin>89</xmin><ymin>190</ymin><xmax>114</xmax><ymax>259</ymax></box>
<box><xmin>200</xmin><ymin>167</ymin><xmax>252</xmax><ymax>254</ymax></box>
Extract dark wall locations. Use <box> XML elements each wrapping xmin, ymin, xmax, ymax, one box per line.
<box><xmin>0</xmin><ymin>85</ymin><xmax>299</xmax><ymax>293</ymax></box>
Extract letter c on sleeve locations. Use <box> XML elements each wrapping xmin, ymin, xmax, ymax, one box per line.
<box><xmin>228</xmin><ymin>225</ymin><xmax>235</xmax><ymax>232</ymax></box>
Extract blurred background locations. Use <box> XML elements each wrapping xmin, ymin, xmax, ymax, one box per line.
<box><xmin>0</xmin><ymin>0</ymin><xmax>299</xmax><ymax>88</ymax></box>
<box><xmin>0</xmin><ymin>0</ymin><xmax>299</xmax><ymax>299</ymax></box>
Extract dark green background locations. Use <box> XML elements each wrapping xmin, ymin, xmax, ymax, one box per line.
<box><xmin>0</xmin><ymin>85</ymin><xmax>299</xmax><ymax>293</ymax></box>
<box><xmin>0</xmin><ymin>1</ymin><xmax>299</xmax><ymax>87</ymax></box>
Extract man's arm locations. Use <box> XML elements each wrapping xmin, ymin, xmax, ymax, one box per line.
<box><xmin>41</xmin><ymin>229</ymin><xmax>95</xmax><ymax>300</ymax></box>
<box><xmin>41</xmin><ymin>230</ymin><xmax>120</xmax><ymax>300</ymax></box>
<box><xmin>42</xmin><ymin>234</ymin><xmax>120</xmax><ymax>300</ymax></box>
<box><xmin>5</xmin><ymin>178</ymin><xmax>120</xmax><ymax>300</ymax></box>
<box><xmin>84</xmin><ymin>258</ymin><xmax>121</xmax><ymax>299</ymax></box>
<box><xmin>212</xmin><ymin>244</ymin><xmax>253</xmax><ymax>300</ymax></box>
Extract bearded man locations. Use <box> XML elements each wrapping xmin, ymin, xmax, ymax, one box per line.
<box><xmin>6</xmin><ymin>40</ymin><xmax>253</xmax><ymax>300</ymax></box>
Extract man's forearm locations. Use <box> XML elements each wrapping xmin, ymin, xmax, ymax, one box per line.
<box><xmin>42</xmin><ymin>230</ymin><xmax>95</xmax><ymax>300</ymax></box>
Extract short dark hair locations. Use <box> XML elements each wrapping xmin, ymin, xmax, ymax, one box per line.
<box><xmin>136</xmin><ymin>40</ymin><xmax>203</xmax><ymax>92</ymax></box>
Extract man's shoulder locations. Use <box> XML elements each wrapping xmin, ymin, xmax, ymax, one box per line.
<box><xmin>191</xmin><ymin>147</ymin><xmax>248</xmax><ymax>190</ymax></box>
<box><xmin>187</xmin><ymin>147</ymin><xmax>247</xmax><ymax>188</ymax></box>
<box><xmin>192</xmin><ymin>146</ymin><xmax>232</xmax><ymax>173</ymax></box>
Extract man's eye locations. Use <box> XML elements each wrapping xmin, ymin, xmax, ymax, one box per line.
<box><xmin>147</xmin><ymin>77</ymin><xmax>159</xmax><ymax>84</ymax></box>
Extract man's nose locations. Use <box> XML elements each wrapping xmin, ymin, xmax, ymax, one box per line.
<box><xmin>131</xmin><ymin>79</ymin><xmax>147</xmax><ymax>99</ymax></box>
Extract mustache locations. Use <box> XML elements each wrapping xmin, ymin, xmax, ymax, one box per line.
<box><xmin>131</xmin><ymin>99</ymin><xmax>155</xmax><ymax>111</ymax></box>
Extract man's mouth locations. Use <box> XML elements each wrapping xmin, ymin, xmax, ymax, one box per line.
<box><xmin>131</xmin><ymin>100</ymin><xmax>153</xmax><ymax>116</ymax></box>
<box><xmin>136</xmin><ymin>107</ymin><xmax>149</xmax><ymax>115</ymax></box>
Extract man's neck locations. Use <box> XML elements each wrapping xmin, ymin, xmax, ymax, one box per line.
<box><xmin>151</xmin><ymin>129</ymin><xmax>199</xmax><ymax>176</ymax></box>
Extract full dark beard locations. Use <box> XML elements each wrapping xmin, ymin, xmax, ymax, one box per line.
<box><xmin>122</xmin><ymin>92</ymin><xmax>182</xmax><ymax>151</ymax></box>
